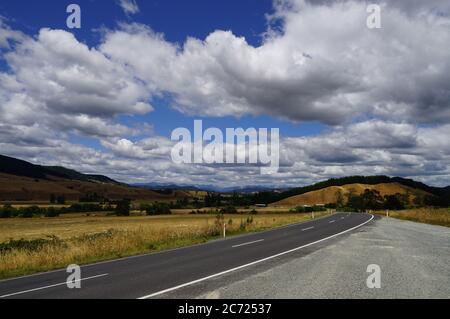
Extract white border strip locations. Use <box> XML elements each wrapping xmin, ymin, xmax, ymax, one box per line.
<box><xmin>138</xmin><ymin>215</ymin><xmax>374</xmax><ymax>299</ymax></box>
<box><xmin>232</xmin><ymin>239</ymin><xmax>264</xmax><ymax>248</ymax></box>
<box><xmin>0</xmin><ymin>273</ymin><xmax>108</xmax><ymax>299</ymax></box>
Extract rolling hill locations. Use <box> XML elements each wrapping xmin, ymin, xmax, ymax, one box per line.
<box><xmin>271</xmin><ymin>182</ymin><xmax>431</xmax><ymax>207</ymax></box>
<box><xmin>0</xmin><ymin>155</ymin><xmax>191</xmax><ymax>202</ymax></box>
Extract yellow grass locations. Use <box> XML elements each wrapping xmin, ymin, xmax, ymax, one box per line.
<box><xmin>272</xmin><ymin>183</ymin><xmax>430</xmax><ymax>207</ymax></box>
<box><xmin>0</xmin><ymin>212</ymin><xmax>327</xmax><ymax>279</ymax></box>
<box><xmin>374</xmin><ymin>208</ymin><xmax>450</xmax><ymax>227</ymax></box>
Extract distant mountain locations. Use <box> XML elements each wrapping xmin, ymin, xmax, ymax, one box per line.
<box><xmin>0</xmin><ymin>155</ymin><xmax>191</xmax><ymax>202</ymax></box>
<box><xmin>133</xmin><ymin>182</ymin><xmax>284</xmax><ymax>193</ymax></box>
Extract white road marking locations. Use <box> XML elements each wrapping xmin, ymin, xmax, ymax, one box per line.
<box><xmin>232</xmin><ymin>239</ymin><xmax>265</xmax><ymax>248</ymax></box>
<box><xmin>0</xmin><ymin>273</ymin><xmax>109</xmax><ymax>299</ymax></box>
<box><xmin>302</xmin><ymin>227</ymin><xmax>315</xmax><ymax>231</ymax></box>
<box><xmin>329</xmin><ymin>220</ymin><xmax>336</xmax><ymax>223</ymax></box>
<box><xmin>138</xmin><ymin>215</ymin><xmax>374</xmax><ymax>299</ymax></box>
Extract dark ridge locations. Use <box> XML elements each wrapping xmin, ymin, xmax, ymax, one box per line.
<box><xmin>0</xmin><ymin>154</ymin><xmax>120</xmax><ymax>185</ymax></box>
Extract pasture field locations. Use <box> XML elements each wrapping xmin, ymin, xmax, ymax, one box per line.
<box><xmin>0</xmin><ymin>212</ymin><xmax>327</xmax><ymax>279</ymax></box>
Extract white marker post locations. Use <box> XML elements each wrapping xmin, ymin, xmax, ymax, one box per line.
<box><xmin>223</xmin><ymin>223</ymin><xmax>226</xmax><ymax>238</ymax></box>
<box><xmin>386</xmin><ymin>210</ymin><xmax>389</xmax><ymax>218</ymax></box>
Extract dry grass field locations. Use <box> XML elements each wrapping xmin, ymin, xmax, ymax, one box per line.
<box><xmin>272</xmin><ymin>183</ymin><xmax>430</xmax><ymax>207</ymax></box>
<box><xmin>374</xmin><ymin>208</ymin><xmax>450</xmax><ymax>227</ymax></box>
<box><xmin>0</xmin><ymin>212</ymin><xmax>327</xmax><ymax>279</ymax></box>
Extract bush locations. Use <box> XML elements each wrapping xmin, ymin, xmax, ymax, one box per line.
<box><xmin>0</xmin><ymin>236</ymin><xmax>65</xmax><ymax>254</ymax></box>
<box><xmin>115</xmin><ymin>200</ymin><xmax>131</xmax><ymax>216</ymax></box>
<box><xmin>44</xmin><ymin>207</ymin><xmax>60</xmax><ymax>218</ymax></box>
<box><xmin>220</xmin><ymin>206</ymin><xmax>238</xmax><ymax>214</ymax></box>
<box><xmin>0</xmin><ymin>205</ymin><xmax>15</xmax><ymax>218</ymax></box>
<box><xmin>144</xmin><ymin>202</ymin><xmax>172</xmax><ymax>216</ymax></box>
<box><xmin>293</xmin><ymin>205</ymin><xmax>327</xmax><ymax>213</ymax></box>
<box><xmin>19</xmin><ymin>206</ymin><xmax>41</xmax><ymax>218</ymax></box>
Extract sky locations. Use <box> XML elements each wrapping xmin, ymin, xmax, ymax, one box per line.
<box><xmin>0</xmin><ymin>0</ymin><xmax>449</xmax><ymax>188</ymax></box>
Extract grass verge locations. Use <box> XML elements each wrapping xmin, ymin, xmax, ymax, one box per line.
<box><xmin>374</xmin><ymin>208</ymin><xmax>449</xmax><ymax>227</ymax></box>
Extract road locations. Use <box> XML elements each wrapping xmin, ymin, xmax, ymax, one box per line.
<box><xmin>190</xmin><ymin>216</ymin><xmax>450</xmax><ymax>299</ymax></box>
<box><xmin>0</xmin><ymin>213</ymin><xmax>373</xmax><ymax>299</ymax></box>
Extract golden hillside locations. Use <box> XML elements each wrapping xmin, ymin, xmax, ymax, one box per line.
<box><xmin>271</xmin><ymin>183</ymin><xmax>430</xmax><ymax>207</ymax></box>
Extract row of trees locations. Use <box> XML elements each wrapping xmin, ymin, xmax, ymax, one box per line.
<box><xmin>344</xmin><ymin>190</ymin><xmax>408</xmax><ymax>211</ymax></box>
<box><xmin>139</xmin><ymin>202</ymin><xmax>172</xmax><ymax>216</ymax></box>
<box><xmin>0</xmin><ymin>205</ymin><xmax>60</xmax><ymax>218</ymax></box>
<box><xmin>0</xmin><ymin>202</ymin><xmax>122</xmax><ymax>218</ymax></box>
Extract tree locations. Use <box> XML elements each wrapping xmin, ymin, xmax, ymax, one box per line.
<box><xmin>0</xmin><ymin>205</ymin><xmax>15</xmax><ymax>218</ymax></box>
<box><xmin>361</xmin><ymin>189</ymin><xmax>383</xmax><ymax>210</ymax></box>
<box><xmin>384</xmin><ymin>194</ymin><xmax>405</xmax><ymax>210</ymax></box>
<box><xmin>145</xmin><ymin>202</ymin><xmax>172</xmax><ymax>216</ymax></box>
<box><xmin>56</xmin><ymin>195</ymin><xmax>66</xmax><ymax>205</ymax></box>
<box><xmin>115</xmin><ymin>200</ymin><xmax>130</xmax><ymax>216</ymax></box>
<box><xmin>335</xmin><ymin>190</ymin><xmax>344</xmax><ymax>208</ymax></box>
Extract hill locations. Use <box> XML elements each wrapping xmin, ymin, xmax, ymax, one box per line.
<box><xmin>271</xmin><ymin>182</ymin><xmax>431</xmax><ymax>207</ymax></box>
<box><xmin>246</xmin><ymin>176</ymin><xmax>449</xmax><ymax>206</ymax></box>
<box><xmin>0</xmin><ymin>155</ymin><xmax>190</xmax><ymax>202</ymax></box>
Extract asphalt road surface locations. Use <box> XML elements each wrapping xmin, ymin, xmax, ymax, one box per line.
<box><xmin>190</xmin><ymin>217</ymin><xmax>450</xmax><ymax>299</ymax></box>
<box><xmin>0</xmin><ymin>213</ymin><xmax>373</xmax><ymax>299</ymax></box>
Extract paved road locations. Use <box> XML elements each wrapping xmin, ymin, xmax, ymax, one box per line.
<box><xmin>178</xmin><ymin>217</ymin><xmax>448</xmax><ymax>299</ymax></box>
<box><xmin>0</xmin><ymin>213</ymin><xmax>373</xmax><ymax>299</ymax></box>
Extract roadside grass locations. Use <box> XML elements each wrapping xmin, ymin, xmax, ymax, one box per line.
<box><xmin>0</xmin><ymin>212</ymin><xmax>328</xmax><ymax>279</ymax></box>
<box><xmin>374</xmin><ymin>208</ymin><xmax>450</xmax><ymax>227</ymax></box>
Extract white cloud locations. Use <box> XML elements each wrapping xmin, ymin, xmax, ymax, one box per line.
<box><xmin>0</xmin><ymin>1</ymin><xmax>449</xmax><ymax>187</ymax></box>
<box><xmin>100</xmin><ymin>1</ymin><xmax>450</xmax><ymax>125</ymax></box>
<box><xmin>118</xmin><ymin>0</ymin><xmax>140</xmax><ymax>16</ymax></box>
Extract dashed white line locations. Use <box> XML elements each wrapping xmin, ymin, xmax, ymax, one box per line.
<box><xmin>0</xmin><ymin>273</ymin><xmax>109</xmax><ymax>299</ymax></box>
<box><xmin>232</xmin><ymin>239</ymin><xmax>264</xmax><ymax>248</ymax></box>
<box><xmin>302</xmin><ymin>227</ymin><xmax>315</xmax><ymax>231</ymax></box>
<box><xmin>138</xmin><ymin>215</ymin><xmax>374</xmax><ymax>299</ymax></box>
<box><xmin>329</xmin><ymin>220</ymin><xmax>336</xmax><ymax>223</ymax></box>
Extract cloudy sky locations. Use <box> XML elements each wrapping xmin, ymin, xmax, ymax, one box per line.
<box><xmin>0</xmin><ymin>0</ymin><xmax>449</xmax><ymax>188</ymax></box>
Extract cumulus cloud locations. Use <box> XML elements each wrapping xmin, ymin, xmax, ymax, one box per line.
<box><xmin>100</xmin><ymin>0</ymin><xmax>450</xmax><ymax>125</ymax></box>
<box><xmin>0</xmin><ymin>1</ymin><xmax>449</xmax><ymax>187</ymax></box>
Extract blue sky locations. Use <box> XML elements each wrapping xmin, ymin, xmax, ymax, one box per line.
<box><xmin>0</xmin><ymin>0</ymin><xmax>449</xmax><ymax>187</ymax></box>
<box><xmin>0</xmin><ymin>0</ymin><xmax>324</xmax><ymax>144</ymax></box>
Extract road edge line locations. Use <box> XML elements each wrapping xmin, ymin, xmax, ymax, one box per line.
<box><xmin>138</xmin><ymin>214</ymin><xmax>374</xmax><ymax>299</ymax></box>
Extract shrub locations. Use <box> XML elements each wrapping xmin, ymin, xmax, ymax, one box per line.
<box><xmin>0</xmin><ymin>205</ymin><xmax>15</xmax><ymax>218</ymax></box>
<box><xmin>44</xmin><ymin>207</ymin><xmax>60</xmax><ymax>218</ymax></box>
<box><xmin>220</xmin><ymin>206</ymin><xmax>238</xmax><ymax>214</ymax></box>
<box><xmin>19</xmin><ymin>206</ymin><xmax>41</xmax><ymax>218</ymax></box>
<box><xmin>144</xmin><ymin>202</ymin><xmax>172</xmax><ymax>216</ymax></box>
<box><xmin>0</xmin><ymin>236</ymin><xmax>65</xmax><ymax>254</ymax></box>
<box><xmin>115</xmin><ymin>200</ymin><xmax>131</xmax><ymax>216</ymax></box>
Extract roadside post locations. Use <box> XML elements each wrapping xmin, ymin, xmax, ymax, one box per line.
<box><xmin>223</xmin><ymin>222</ymin><xmax>226</xmax><ymax>238</ymax></box>
<box><xmin>386</xmin><ymin>210</ymin><xmax>389</xmax><ymax>218</ymax></box>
